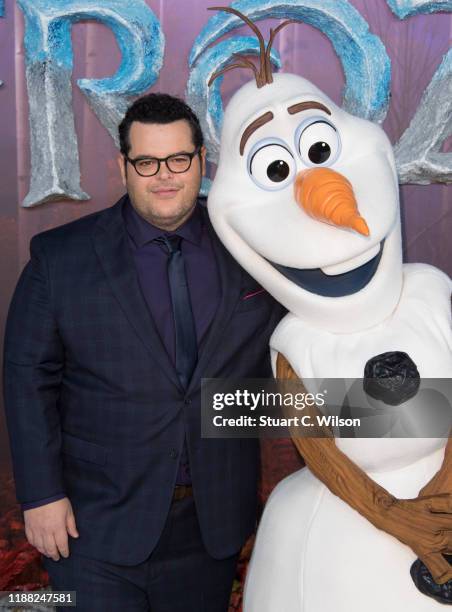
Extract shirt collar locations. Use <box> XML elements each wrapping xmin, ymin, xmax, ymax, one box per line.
<box><xmin>123</xmin><ymin>196</ymin><xmax>204</xmax><ymax>248</ymax></box>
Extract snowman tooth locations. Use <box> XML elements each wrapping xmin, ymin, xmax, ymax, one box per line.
<box><xmin>321</xmin><ymin>244</ymin><xmax>381</xmax><ymax>276</ymax></box>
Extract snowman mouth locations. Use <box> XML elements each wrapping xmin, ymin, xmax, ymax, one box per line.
<box><xmin>270</xmin><ymin>242</ymin><xmax>384</xmax><ymax>297</ymax></box>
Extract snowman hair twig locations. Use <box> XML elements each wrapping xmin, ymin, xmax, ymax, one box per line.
<box><xmin>207</xmin><ymin>6</ymin><xmax>295</xmax><ymax>88</ymax></box>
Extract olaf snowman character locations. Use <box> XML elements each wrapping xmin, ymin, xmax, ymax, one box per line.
<box><xmin>206</xmin><ymin>7</ymin><xmax>452</xmax><ymax>610</ymax></box>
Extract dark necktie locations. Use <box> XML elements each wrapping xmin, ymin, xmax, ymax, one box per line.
<box><xmin>154</xmin><ymin>234</ymin><xmax>198</xmax><ymax>388</ymax></box>
<box><xmin>155</xmin><ymin>235</ymin><xmax>197</xmax><ymax>485</ymax></box>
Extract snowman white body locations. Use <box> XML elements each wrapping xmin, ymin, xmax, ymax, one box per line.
<box><xmin>206</xmin><ymin>71</ymin><xmax>452</xmax><ymax>611</ymax></box>
<box><xmin>243</xmin><ymin>264</ymin><xmax>452</xmax><ymax>611</ymax></box>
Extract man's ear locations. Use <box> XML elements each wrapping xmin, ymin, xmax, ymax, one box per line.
<box><xmin>200</xmin><ymin>145</ymin><xmax>207</xmax><ymax>176</ymax></box>
<box><xmin>118</xmin><ymin>155</ymin><xmax>127</xmax><ymax>187</ymax></box>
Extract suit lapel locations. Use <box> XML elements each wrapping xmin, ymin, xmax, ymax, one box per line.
<box><xmin>187</xmin><ymin>210</ymin><xmax>243</xmax><ymax>392</ymax></box>
<box><xmin>92</xmin><ymin>196</ymin><xmax>183</xmax><ymax>391</ymax></box>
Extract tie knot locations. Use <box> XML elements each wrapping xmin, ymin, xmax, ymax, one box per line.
<box><xmin>155</xmin><ymin>234</ymin><xmax>182</xmax><ymax>254</ymax></box>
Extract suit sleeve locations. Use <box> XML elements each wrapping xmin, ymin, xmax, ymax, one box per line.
<box><xmin>21</xmin><ymin>493</ymin><xmax>67</xmax><ymax>512</ymax></box>
<box><xmin>3</xmin><ymin>234</ymin><xmax>65</xmax><ymax>504</ymax></box>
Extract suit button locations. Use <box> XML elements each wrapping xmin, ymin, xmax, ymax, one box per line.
<box><xmin>184</xmin><ymin>398</ymin><xmax>192</xmax><ymax>405</ymax></box>
<box><xmin>170</xmin><ymin>449</ymin><xmax>178</xmax><ymax>459</ymax></box>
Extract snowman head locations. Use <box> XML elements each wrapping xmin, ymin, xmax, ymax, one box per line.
<box><xmin>207</xmin><ymin>20</ymin><xmax>402</xmax><ymax>333</ymax></box>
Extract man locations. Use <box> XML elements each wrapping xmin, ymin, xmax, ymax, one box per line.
<box><xmin>3</xmin><ymin>94</ymin><xmax>284</xmax><ymax>611</ymax></box>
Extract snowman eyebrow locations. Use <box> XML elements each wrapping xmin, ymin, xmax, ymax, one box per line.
<box><xmin>240</xmin><ymin>111</ymin><xmax>274</xmax><ymax>155</ymax></box>
<box><xmin>287</xmin><ymin>101</ymin><xmax>331</xmax><ymax>116</ymax></box>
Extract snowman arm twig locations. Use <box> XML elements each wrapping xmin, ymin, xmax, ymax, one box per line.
<box><xmin>418</xmin><ymin>435</ymin><xmax>452</xmax><ymax>496</ymax></box>
<box><xmin>276</xmin><ymin>352</ymin><xmax>452</xmax><ymax>585</ymax></box>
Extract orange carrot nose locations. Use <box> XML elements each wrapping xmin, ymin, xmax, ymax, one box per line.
<box><xmin>294</xmin><ymin>168</ymin><xmax>370</xmax><ymax>236</ymax></box>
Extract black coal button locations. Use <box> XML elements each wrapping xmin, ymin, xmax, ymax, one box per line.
<box><xmin>363</xmin><ymin>351</ymin><xmax>420</xmax><ymax>406</ymax></box>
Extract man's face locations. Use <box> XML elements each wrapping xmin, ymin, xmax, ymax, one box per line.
<box><xmin>118</xmin><ymin>119</ymin><xmax>206</xmax><ymax>230</ymax></box>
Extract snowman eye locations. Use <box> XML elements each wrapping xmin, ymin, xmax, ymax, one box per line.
<box><xmin>296</xmin><ymin>119</ymin><xmax>341</xmax><ymax>167</ymax></box>
<box><xmin>248</xmin><ymin>140</ymin><xmax>296</xmax><ymax>191</ymax></box>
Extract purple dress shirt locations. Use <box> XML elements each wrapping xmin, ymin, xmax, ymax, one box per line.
<box><xmin>123</xmin><ymin>197</ymin><xmax>220</xmax><ymax>364</ymax></box>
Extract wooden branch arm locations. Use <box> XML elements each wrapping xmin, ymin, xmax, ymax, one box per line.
<box><xmin>276</xmin><ymin>352</ymin><xmax>452</xmax><ymax>584</ymax></box>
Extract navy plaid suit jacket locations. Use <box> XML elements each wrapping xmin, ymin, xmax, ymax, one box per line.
<box><xmin>3</xmin><ymin>196</ymin><xmax>284</xmax><ymax>565</ymax></box>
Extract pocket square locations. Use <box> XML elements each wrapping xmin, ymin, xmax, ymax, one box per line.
<box><xmin>242</xmin><ymin>288</ymin><xmax>266</xmax><ymax>300</ymax></box>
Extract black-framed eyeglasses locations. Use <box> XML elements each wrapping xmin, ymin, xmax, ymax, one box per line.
<box><xmin>125</xmin><ymin>147</ymin><xmax>201</xmax><ymax>177</ymax></box>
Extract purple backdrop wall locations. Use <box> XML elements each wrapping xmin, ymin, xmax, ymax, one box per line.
<box><xmin>0</xmin><ymin>0</ymin><xmax>450</xmax><ymax>466</ymax></box>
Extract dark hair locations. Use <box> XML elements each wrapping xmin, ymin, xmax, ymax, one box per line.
<box><xmin>118</xmin><ymin>93</ymin><xmax>204</xmax><ymax>156</ymax></box>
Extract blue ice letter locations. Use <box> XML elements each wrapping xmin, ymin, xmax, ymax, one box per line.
<box><xmin>18</xmin><ymin>0</ymin><xmax>164</xmax><ymax>206</ymax></box>
<box><xmin>190</xmin><ymin>0</ymin><xmax>391</xmax><ymax>124</ymax></box>
<box><xmin>386</xmin><ymin>0</ymin><xmax>452</xmax><ymax>18</ymax></box>
<box><xmin>387</xmin><ymin>0</ymin><xmax>452</xmax><ymax>183</ymax></box>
